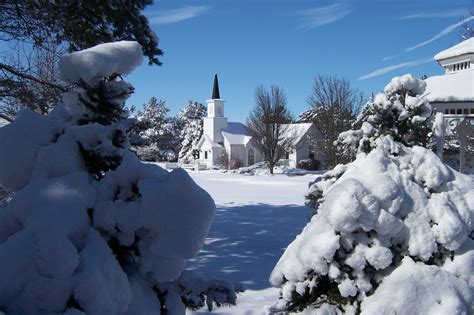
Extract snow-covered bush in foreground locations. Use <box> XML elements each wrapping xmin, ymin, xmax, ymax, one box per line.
<box><xmin>270</xmin><ymin>136</ymin><xmax>473</xmax><ymax>314</ymax></box>
<box><xmin>0</xmin><ymin>41</ymin><xmax>238</xmax><ymax>314</ymax></box>
<box><xmin>337</xmin><ymin>74</ymin><xmax>432</xmax><ymax>159</ymax></box>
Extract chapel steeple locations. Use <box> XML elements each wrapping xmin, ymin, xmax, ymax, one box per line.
<box><xmin>206</xmin><ymin>74</ymin><xmax>225</xmax><ymax>118</ymax></box>
<box><xmin>212</xmin><ymin>74</ymin><xmax>220</xmax><ymax>99</ymax></box>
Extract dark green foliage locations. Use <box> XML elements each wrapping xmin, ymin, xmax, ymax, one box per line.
<box><xmin>284</xmin><ymin>275</ymin><xmax>355</xmax><ymax>313</ymax></box>
<box><xmin>74</xmin><ymin>75</ymin><xmax>132</xmax><ymax>179</ymax></box>
<box><xmin>78</xmin><ymin>140</ymin><xmax>122</xmax><ymax>180</ymax></box>
<box><xmin>297</xmin><ymin>159</ymin><xmax>320</xmax><ymax>170</ymax></box>
<box><xmin>77</xmin><ymin>75</ymin><xmax>132</xmax><ymax>125</ymax></box>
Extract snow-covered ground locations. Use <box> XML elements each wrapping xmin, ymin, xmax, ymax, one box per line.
<box><xmin>185</xmin><ymin>171</ymin><xmax>312</xmax><ymax>314</ymax></box>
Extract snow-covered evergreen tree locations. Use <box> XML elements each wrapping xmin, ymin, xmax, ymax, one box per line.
<box><xmin>0</xmin><ymin>41</ymin><xmax>238</xmax><ymax>314</ymax></box>
<box><xmin>337</xmin><ymin>74</ymin><xmax>432</xmax><ymax>160</ymax></box>
<box><xmin>133</xmin><ymin>98</ymin><xmax>179</xmax><ymax>161</ymax></box>
<box><xmin>270</xmin><ymin>74</ymin><xmax>473</xmax><ymax>314</ymax></box>
<box><xmin>177</xmin><ymin>101</ymin><xmax>206</xmax><ymax>162</ymax></box>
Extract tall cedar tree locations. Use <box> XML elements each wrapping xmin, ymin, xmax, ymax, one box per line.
<box><xmin>177</xmin><ymin>101</ymin><xmax>207</xmax><ymax>162</ymax></box>
<box><xmin>247</xmin><ymin>86</ymin><xmax>293</xmax><ymax>175</ymax></box>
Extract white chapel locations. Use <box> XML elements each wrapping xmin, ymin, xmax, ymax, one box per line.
<box><xmin>195</xmin><ymin>75</ymin><xmax>318</xmax><ymax>169</ymax></box>
<box><xmin>195</xmin><ymin>75</ymin><xmax>264</xmax><ymax>168</ymax></box>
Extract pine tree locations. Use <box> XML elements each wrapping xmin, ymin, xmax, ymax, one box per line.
<box><xmin>336</xmin><ymin>74</ymin><xmax>432</xmax><ymax>160</ymax></box>
<box><xmin>0</xmin><ymin>41</ymin><xmax>238</xmax><ymax>314</ymax></box>
<box><xmin>177</xmin><ymin>101</ymin><xmax>207</xmax><ymax>162</ymax></box>
<box><xmin>133</xmin><ymin>98</ymin><xmax>178</xmax><ymax>161</ymax></box>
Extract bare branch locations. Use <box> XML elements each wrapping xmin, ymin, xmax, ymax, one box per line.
<box><xmin>247</xmin><ymin>85</ymin><xmax>294</xmax><ymax>174</ymax></box>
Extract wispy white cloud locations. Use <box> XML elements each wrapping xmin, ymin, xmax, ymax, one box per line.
<box><xmin>405</xmin><ymin>16</ymin><xmax>474</xmax><ymax>52</ymax></box>
<box><xmin>296</xmin><ymin>3</ymin><xmax>351</xmax><ymax>30</ymax></box>
<box><xmin>398</xmin><ymin>9</ymin><xmax>467</xmax><ymax>20</ymax></box>
<box><xmin>382</xmin><ymin>53</ymin><xmax>403</xmax><ymax>62</ymax></box>
<box><xmin>148</xmin><ymin>6</ymin><xmax>210</xmax><ymax>25</ymax></box>
<box><xmin>358</xmin><ymin>57</ymin><xmax>433</xmax><ymax>80</ymax></box>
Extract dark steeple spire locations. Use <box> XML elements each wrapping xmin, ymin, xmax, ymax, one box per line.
<box><xmin>212</xmin><ymin>74</ymin><xmax>220</xmax><ymax>99</ymax></box>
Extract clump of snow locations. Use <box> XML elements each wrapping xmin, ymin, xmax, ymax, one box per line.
<box><xmin>59</xmin><ymin>41</ymin><xmax>143</xmax><ymax>83</ymax></box>
<box><xmin>362</xmin><ymin>257</ymin><xmax>472</xmax><ymax>314</ymax></box>
<box><xmin>424</xmin><ymin>70</ymin><xmax>474</xmax><ymax>102</ymax></box>
<box><xmin>0</xmin><ymin>41</ymin><xmax>236</xmax><ymax>314</ymax></box>
<box><xmin>0</xmin><ymin>117</ymin><xmax>9</xmax><ymax>128</ymax></box>
<box><xmin>384</xmin><ymin>73</ymin><xmax>427</xmax><ymax>96</ymax></box>
<box><xmin>270</xmin><ymin>136</ymin><xmax>473</xmax><ymax>313</ymax></box>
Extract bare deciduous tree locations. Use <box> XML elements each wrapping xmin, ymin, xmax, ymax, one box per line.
<box><xmin>299</xmin><ymin>75</ymin><xmax>364</xmax><ymax>168</ymax></box>
<box><xmin>459</xmin><ymin>0</ymin><xmax>474</xmax><ymax>41</ymax></box>
<box><xmin>0</xmin><ymin>41</ymin><xmax>66</xmax><ymax>120</ymax></box>
<box><xmin>0</xmin><ymin>0</ymin><xmax>163</xmax><ymax>121</ymax></box>
<box><xmin>247</xmin><ymin>86</ymin><xmax>293</xmax><ymax>175</ymax></box>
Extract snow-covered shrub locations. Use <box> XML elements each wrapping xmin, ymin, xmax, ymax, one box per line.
<box><xmin>337</xmin><ymin>74</ymin><xmax>432</xmax><ymax>158</ymax></box>
<box><xmin>229</xmin><ymin>158</ymin><xmax>243</xmax><ymax>170</ymax></box>
<box><xmin>297</xmin><ymin>159</ymin><xmax>321</xmax><ymax>171</ymax></box>
<box><xmin>270</xmin><ymin>136</ymin><xmax>473</xmax><ymax>313</ymax></box>
<box><xmin>217</xmin><ymin>150</ymin><xmax>230</xmax><ymax>169</ymax></box>
<box><xmin>0</xmin><ymin>41</ymin><xmax>237</xmax><ymax>314</ymax></box>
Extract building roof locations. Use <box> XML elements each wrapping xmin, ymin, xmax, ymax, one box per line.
<box><xmin>221</xmin><ymin>122</ymin><xmax>251</xmax><ymax>145</ymax></box>
<box><xmin>200</xmin><ymin>134</ymin><xmax>222</xmax><ymax>148</ymax></box>
<box><xmin>222</xmin><ymin>131</ymin><xmax>252</xmax><ymax>145</ymax></box>
<box><xmin>212</xmin><ymin>74</ymin><xmax>220</xmax><ymax>99</ymax></box>
<box><xmin>424</xmin><ymin>70</ymin><xmax>474</xmax><ymax>103</ymax></box>
<box><xmin>225</xmin><ymin>122</ymin><xmax>249</xmax><ymax>135</ymax></box>
<box><xmin>281</xmin><ymin>123</ymin><xmax>313</xmax><ymax>145</ymax></box>
<box><xmin>434</xmin><ymin>38</ymin><xmax>474</xmax><ymax>61</ymax></box>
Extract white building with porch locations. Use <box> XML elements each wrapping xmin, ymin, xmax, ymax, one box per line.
<box><xmin>424</xmin><ymin>37</ymin><xmax>474</xmax><ymax>173</ymax></box>
<box><xmin>425</xmin><ymin>37</ymin><xmax>474</xmax><ymax>120</ymax></box>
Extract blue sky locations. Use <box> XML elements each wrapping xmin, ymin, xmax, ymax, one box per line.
<box><xmin>127</xmin><ymin>0</ymin><xmax>472</xmax><ymax>122</ymax></box>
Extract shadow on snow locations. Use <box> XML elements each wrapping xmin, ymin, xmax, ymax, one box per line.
<box><xmin>186</xmin><ymin>203</ymin><xmax>308</xmax><ymax>290</ymax></box>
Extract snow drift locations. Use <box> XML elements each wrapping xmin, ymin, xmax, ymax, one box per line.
<box><xmin>270</xmin><ymin>136</ymin><xmax>473</xmax><ymax>314</ymax></box>
<box><xmin>0</xmin><ymin>42</ymin><xmax>230</xmax><ymax>314</ymax></box>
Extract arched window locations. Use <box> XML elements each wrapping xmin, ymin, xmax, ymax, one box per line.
<box><xmin>205</xmin><ymin>151</ymin><xmax>208</xmax><ymax>159</ymax></box>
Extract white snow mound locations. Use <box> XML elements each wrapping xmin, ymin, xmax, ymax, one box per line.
<box><xmin>59</xmin><ymin>41</ymin><xmax>143</xmax><ymax>83</ymax></box>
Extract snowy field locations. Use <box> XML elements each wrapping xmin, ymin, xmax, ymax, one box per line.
<box><xmin>185</xmin><ymin>171</ymin><xmax>313</xmax><ymax>314</ymax></box>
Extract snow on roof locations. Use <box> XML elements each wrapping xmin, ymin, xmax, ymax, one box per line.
<box><xmin>202</xmin><ymin>135</ymin><xmax>222</xmax><ymax>148</ymax></box>
<box><xmin>434</xmin><ymin>38</ymin><xmax>474</xmax><ymax>61</ymax></box>
<box><xmin>225</xmin><ymin>122</ymin><xmax>250</xmax><ymax>136</ymax></box>
<box><xmin>59</xmin><ymin>41</ymin><xmax>143</xmax><ymax>83</ymax></box>
<box><xmin>222</xmin><ymin>131</ymin><xmax>252</xmax><ymax>145</ymax></box>
<box><xmin>424</xmin><ymin>70</ymin><xmax>474</xmax><ymax>103</ymax></box>
<box><xmin>221</xmin><ymin>122</ymin><xmax>251</xmax><ymax>145</ymax></box>
<box><xmin>281</xmin><ymin>123</ymin><xmax>313</xmax><ymax>145</ymax></box>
